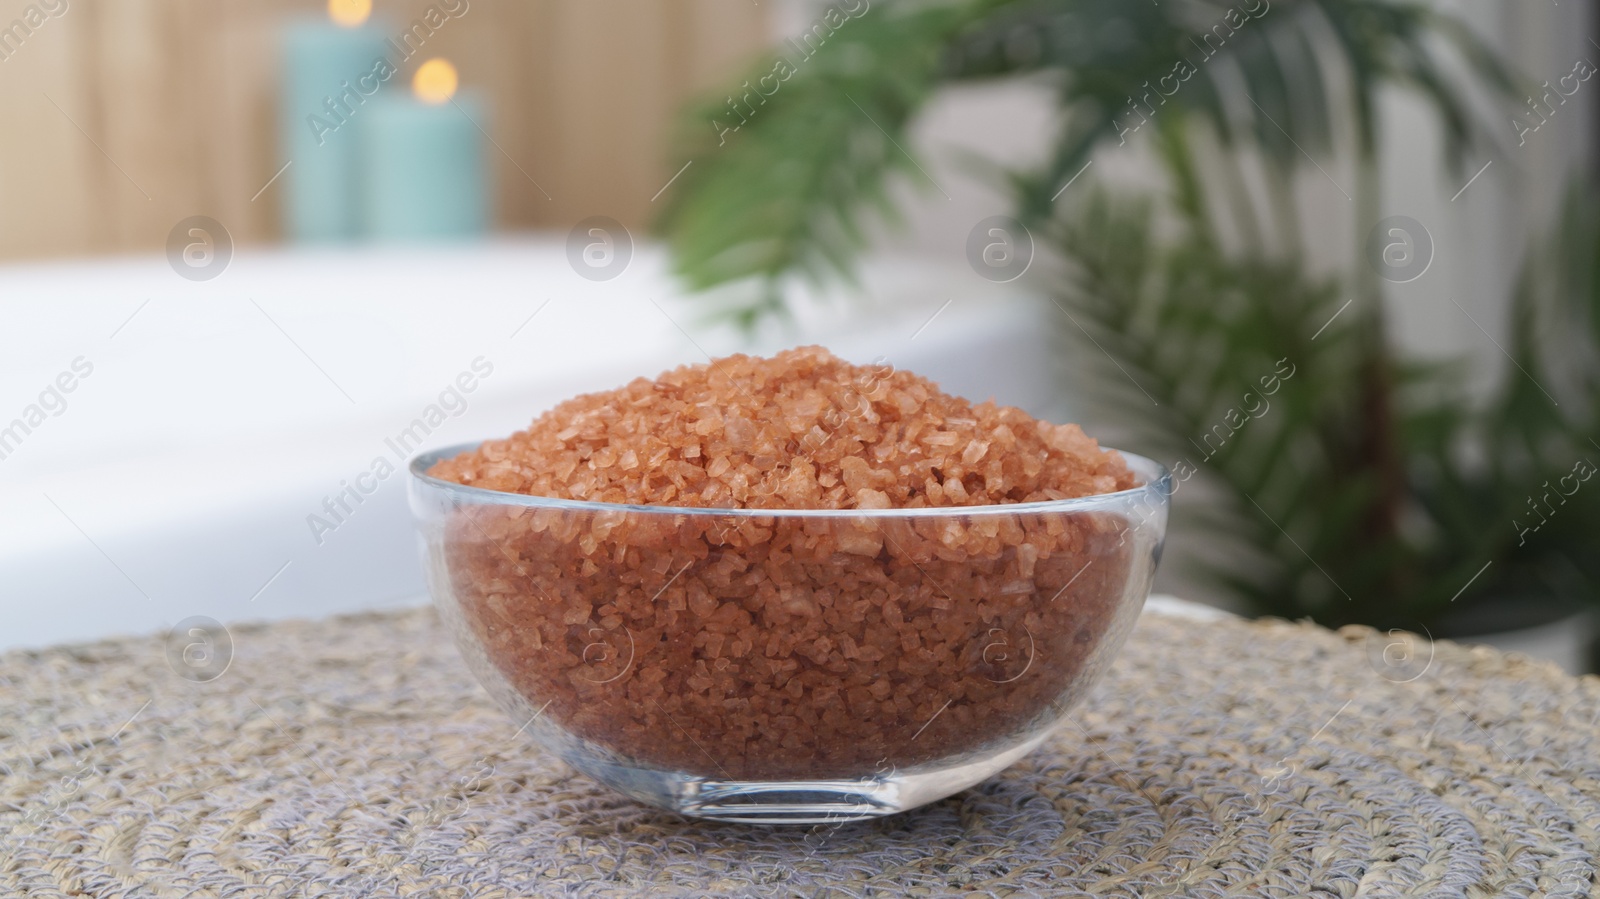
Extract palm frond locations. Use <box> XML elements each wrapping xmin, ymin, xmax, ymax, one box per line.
<box><xmin>1047</xmin><ymin>186</ymin><xmax>1414</xmax><ymax>625</ymax></box>
<box><xmin>654</xmin><ymin>2</ymin><xmax>985</xmax><ymax>320</ymax></box>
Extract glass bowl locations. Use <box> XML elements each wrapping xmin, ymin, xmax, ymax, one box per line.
<box><xmin>408</xmin><ymin>443</ymin><xmax>1169</xmax><ymax>823</ymax></box>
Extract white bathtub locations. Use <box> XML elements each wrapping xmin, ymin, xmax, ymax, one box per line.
<box><xmin>0</xmin><ymin>237</ymin><xmax>1059</xmax><ymax>650</ymax></box>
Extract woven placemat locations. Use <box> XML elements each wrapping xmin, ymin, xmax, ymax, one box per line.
<box><xmin>3</xmin><ymin>605</ymin><xmax>1598</xmax><ymax>899</ymax></box>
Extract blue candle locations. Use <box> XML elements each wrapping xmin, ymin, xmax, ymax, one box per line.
<box><xmin>280</xmin><ymin>15</ymin><xmax>392</xmax><ymax>242</ymax></box>
<box><xmin>360</xmin><ymin>61</ymin><xmax>489</xmax><ymax>241</ymax></box>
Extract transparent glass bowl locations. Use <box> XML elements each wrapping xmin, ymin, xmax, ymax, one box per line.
<box><xmin>408</xmin><ymin>443</ymin><xmax>1169</xmax><ymax>823</ymax></box>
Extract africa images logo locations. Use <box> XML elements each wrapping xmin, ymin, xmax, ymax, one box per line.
<box><xmin>0</xmin><ymin>357</ymin><xmax>93</xmax><ymax>462</ymax></box>
<box><xmin>306</xmin><ymin>356</ymin><xmax>493</xmax><ymax>545</ymax></box>
<box><xmin>710</xmin><ymin>0</ymin><xmax>869</xmax><ymax>146</ymax></box>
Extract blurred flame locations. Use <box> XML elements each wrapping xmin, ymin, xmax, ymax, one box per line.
<box><xmin>327</xmin><ymin>0</ymin><xmax>372</xmax><ymax>27</ymax></box>
<box><xmin>413</xmin><ymin>58</ymin><xmax>459</xmax><ymax>105</ymax></box>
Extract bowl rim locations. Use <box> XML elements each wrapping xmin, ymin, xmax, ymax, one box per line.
<box><xmin>409</xmin><ymin>441</ymin><xmax>1172</xmax><ymax>520</ymax></box>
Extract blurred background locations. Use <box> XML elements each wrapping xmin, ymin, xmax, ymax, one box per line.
<box><xmin>2</xmin><ymin>1</ymin><xmax>1597</xmax><ymax>671</ymax></box>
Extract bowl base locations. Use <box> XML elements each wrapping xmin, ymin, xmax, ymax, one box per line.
<box><xmin>677</xmin><ymin>779</ymin><xmax>902</xmax><ymax>824</ymax></box>
<box><xmin>569</xmin><ymin>729</ymin><xmax>1057</xmax><ymax>824</ymax></box>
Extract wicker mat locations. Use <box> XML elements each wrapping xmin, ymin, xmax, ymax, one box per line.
<box><xmin>3</xmin><ymin>605</ymin><xmax>1599</xmax><ymax>899</ymax></box>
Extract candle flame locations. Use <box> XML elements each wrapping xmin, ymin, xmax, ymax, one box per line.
<box><xmin>327</xmin><ymin>0</ymin><xmax>372</xmax><ymax>27</ymax></box>
<box><xmin>413</xmin><ymin>58</ymin><xmax>460</xmax><ymax>105</ymax></box>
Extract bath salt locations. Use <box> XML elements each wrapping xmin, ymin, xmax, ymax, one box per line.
<box><xmin>430</xmin><ymin>348</ymin><xmax>1142</xmax><ymax>779</ymax></box>
<box><xmin>428</xmin><ymin>346</ymin><xmax>1135</xmax><ymax>508</ymax></box>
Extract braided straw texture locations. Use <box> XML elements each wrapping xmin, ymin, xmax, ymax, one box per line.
<box><xmin>2</xmin><ymin>606</ymin><xmax>1598</xmax><ymax>898</ymax></box>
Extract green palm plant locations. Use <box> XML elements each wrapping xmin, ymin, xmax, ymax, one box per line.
<box><xmin>652</xmin><ymin>0</ymin><xmax>1600</xmax><ymax>631</ymax></box>
<box><xmin>660</xmin><ymin>0</ymin><xmax>1509</xmax><ymax>304</ymax></box>
<box><xmin>1476</xmin><ymin>184</ymin><xmax>1600</xmax><ymax>614</ymax></box>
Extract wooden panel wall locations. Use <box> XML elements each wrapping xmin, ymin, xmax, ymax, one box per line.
<box><xmin>0</xmin><ymin>0</ymin><xmax>768</xmax><ymax>261</ymax></box>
